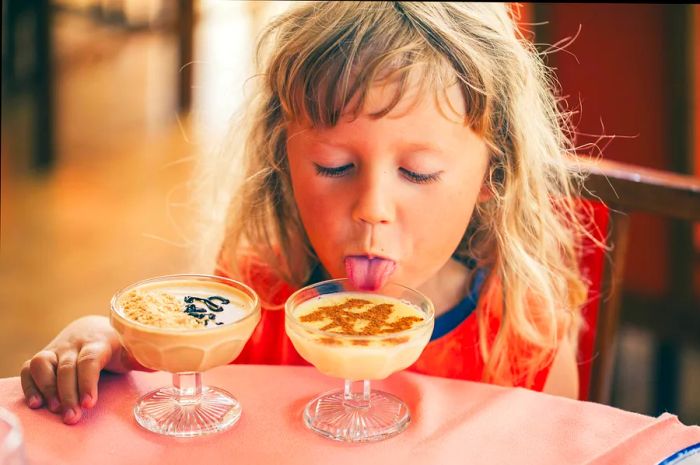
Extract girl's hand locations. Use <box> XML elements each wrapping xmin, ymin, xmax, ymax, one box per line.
<box><xmin>19</xmin><ymin>315</ymin><xmax>146</xmax><ymax>425</ymax></box>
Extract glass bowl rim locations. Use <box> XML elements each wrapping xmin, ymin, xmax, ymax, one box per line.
<box><xmin>285</xmin><ymin>278</ymin><xmax>435</xmax><ymax>341</ymax></box>
<box><xmin>111</xmin><ymin>273</ymin><xmax>261</xmax><ymax>335</ymax></box>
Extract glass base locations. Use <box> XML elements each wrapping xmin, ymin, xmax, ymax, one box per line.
<box><xmin>134</xmin><ymin>385</ymin><xmax>241</xmax><ymax>437</ymax></box>
<box><xmin>303</xmin><ymin>388</ymin><xmax>410</xmax><ymax>442</ymax></box>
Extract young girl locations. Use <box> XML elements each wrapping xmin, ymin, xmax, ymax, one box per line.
<box><xmin>21</xmin><ymin>2</ymin><xmax>593</xmax><ymax>425</ymax></box>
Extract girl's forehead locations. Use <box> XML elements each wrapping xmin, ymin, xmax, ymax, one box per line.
<box><xmin>285</xmin><ymin>85</ymin><xmax>481</xmax><ymax>158</ymax></box>
<box><xmin>289</xmin><ymin>80</ymin><xmax>467</xmax><ymax>134</ymax></box>
<box><xmin>365</xmin><ymin>78</ymin><xmax>466</xmax><ymax>121</ymax></box>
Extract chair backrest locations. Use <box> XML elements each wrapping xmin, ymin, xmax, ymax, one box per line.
<box><xmin>570</xmin><ymin>156</ymin><xmax>700</xmax><ymax>403</ymax></box>
<box><xmin>574</xmin><ymin>198</ymin><xmax>610</xmax><ymax>401</ymax></box>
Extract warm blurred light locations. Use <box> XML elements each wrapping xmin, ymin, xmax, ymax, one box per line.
<box><xmin>191</xmin><ymin>0</ymin><xmax>253</xmax><ymax>152</ymax></box>
<box><xmin>123</xmin><ymin>0</ymin><xmax>164</xmax><ymax>27</ymax></box>
<box><xmin>191</xmin><ymin>1</ymin><xmax>293</xmax><ymax>153</ymax></box>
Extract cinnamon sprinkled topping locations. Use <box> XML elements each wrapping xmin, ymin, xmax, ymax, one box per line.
<box><xmin>121</xmin><ymin>290</ymin><xmax>203</xmax><ymax>329</ymax></box>
<box><xmin>298</xmin><ymin>298</ymin><xmax>424</xmax><ymax>336</ymax></box>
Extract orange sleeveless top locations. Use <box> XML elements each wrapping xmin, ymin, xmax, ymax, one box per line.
<box><xmin>217</xmin><ymin>258</ymin><xmax>551</xmax><ymax>391</ymax></box>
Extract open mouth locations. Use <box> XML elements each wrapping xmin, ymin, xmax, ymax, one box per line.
<box><xmin>344</xmin><ymin>255</ymin><xmax>397</xmax><ymax>291</ymax></box>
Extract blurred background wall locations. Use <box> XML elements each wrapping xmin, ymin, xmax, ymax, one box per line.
<box><xmin>530</xmin><ymin>3</ymin><xmax>699</xmax><ymax>423</ymax></box>
<box><xmin>1</xmin><ymin>1</ymin><xmax>698</xmax><ymax>424</ymax></box>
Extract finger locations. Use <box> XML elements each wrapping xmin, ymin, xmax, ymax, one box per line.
<box><xmin>76</xmin><ymin>341</ymin><xmax>111</xmax><ymax>409</ymax></box>
<box><xmin>20</xmin><ymin>362</ymin><xmax>44</xmax><ymax>409</ymax></box>
<box><xmin>29</xmin><ymin>351</ymin><xmax>61</xmax><ymax>413</ymax></box>
<box><xmin>56</xmin><ymin>350</ymin><xmax>82</xmax><ymax>425</ymax></box>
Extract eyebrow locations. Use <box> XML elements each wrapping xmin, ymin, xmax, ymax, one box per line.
<box><xmin>313</xmin><ymin>138</ymin><xmax>348</xmax><ymax>148</ymax></box>
<box><xmin>312</xmin><ymin>137</ymin><xmax>443</xmax><ymax>155</ymax></box>
<box><xmin>398</xmin><ymin>141</ymin><xmax>443</xmax><ymax>154</ymax></box>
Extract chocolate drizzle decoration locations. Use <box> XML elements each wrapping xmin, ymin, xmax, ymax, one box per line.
<box><xmin>183</xmin><ymin>295</ymin><xmax>231</xmax><ymax>326</ymax></box>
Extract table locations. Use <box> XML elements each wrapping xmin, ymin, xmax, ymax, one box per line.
<box><xmin>1</xmin><ymin>365</ymin><xmax>698</xmax><ymax>465</ymax></box>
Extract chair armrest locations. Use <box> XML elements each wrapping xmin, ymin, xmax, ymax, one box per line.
<box><xmin>568</xmin><ymin>156</ymin><xmax>700</xmax><ymax>220</ymax></box>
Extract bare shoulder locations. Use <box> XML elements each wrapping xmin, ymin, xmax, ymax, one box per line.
<box><xmin>542</xmin><ymin>336</ymin><xmax>579</xmax><ymax>399</ymax></box>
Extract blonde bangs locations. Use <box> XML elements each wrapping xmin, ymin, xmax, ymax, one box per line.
<box><xmin>261</xmin><ymin>2</ymin><xmax>487</xmax><ymax>129</ymax></box>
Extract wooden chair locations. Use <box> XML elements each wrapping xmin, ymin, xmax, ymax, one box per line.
<box><xmin>570</xmin><ymin>156</ymin><xmax>700</xmax><ymax>404</ymax></box>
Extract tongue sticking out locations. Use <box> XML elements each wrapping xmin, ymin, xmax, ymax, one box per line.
<box><xmin>345</xmin><ymin>256</ymin><xmax>397</xmax><ymax>291</ymax></box>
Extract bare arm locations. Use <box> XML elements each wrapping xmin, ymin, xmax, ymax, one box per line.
<box><xmin>542</xmin><ymin>336</ymin><xmax>580</xmax><ymax>399</ymax></box>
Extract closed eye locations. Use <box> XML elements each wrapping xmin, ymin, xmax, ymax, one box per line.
<box><xmin>314</xmin><ymin>163</ymin><xmax>442</xmax><ymax>184</ymax></box>
<box><xmin>399</xmin><ymin>168</ymin><xmax>442</xmax><ymax>184</ymax></box>
<box><xmin>314</xmin><ymin>163</ymin><xmax>353</xmax><ymax>177</ymax></box>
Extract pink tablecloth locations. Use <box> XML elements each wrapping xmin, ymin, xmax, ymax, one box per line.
<box><xmin>1</xmin><ymin>365</ymin><xmax>698</xmax><ymax>465</ymax></box>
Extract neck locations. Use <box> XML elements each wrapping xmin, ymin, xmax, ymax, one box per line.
<box><xmin>417</xmin><ymin>258</ymin><xmax>473</xmax><ymax>318</ymax></box>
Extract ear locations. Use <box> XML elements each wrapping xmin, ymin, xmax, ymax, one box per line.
<box><xmin>477</xmin><ymin>183</ymin><xmax>492</xmax><ymax>203</ymax></box>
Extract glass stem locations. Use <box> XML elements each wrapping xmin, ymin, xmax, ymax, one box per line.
<box><xmin>343</xmin><ymin>379</ymin><xmax>371</xmax><ymax>408</ymax></box>
<box><xmin>173</xmin><ymin>372</ymin><xmax>202</xmax><ymax>401</ymax></box>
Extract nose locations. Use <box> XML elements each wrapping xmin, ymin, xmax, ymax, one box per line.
<box><xmin>351</xmin><ymin>168</ymin><xmax>395</xmax><ymax>225</ymax></box>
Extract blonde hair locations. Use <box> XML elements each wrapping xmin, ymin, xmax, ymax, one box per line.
<box><xmin>200</xmin><ymin>2</ymin><xmax>597</xmax><ymax>388</ymax></box>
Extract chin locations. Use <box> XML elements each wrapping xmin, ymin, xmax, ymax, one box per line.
<box><xmin>396</xmin><ymin>270</ymin><xmax>432</xmax><ymax>290</ymax></box>
<box><xmin>388</xmin><ymin>270</ymin><xmax>416</xmax><ymax>288</ymax></box>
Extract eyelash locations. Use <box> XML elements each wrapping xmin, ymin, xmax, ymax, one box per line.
<box><xmin>399</xmin><ymin>167</ymin><xmax>442</xmax><ymax>184</ymax></box>
<box><xmin>313</xmin><ymin>164</ymin><xmax>442</xmax><ymax>185</ymax></box>
<box><xmin>314</xmin><ymin>164</ymin><xmax>352</xmax><ymax>178</ymax></box>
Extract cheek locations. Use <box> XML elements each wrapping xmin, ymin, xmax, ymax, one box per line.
<box><xmin>289</xmin><ymin>168</ymin><xmax>348</xmax><ymax>251</ymax></box>
<box><xmin>412</xmin><ymin>190</ymin><xmax>475</xmax><ymax>243</ymax></box>
<box><xmin>295</xmin><ymin>189</ymin><xmax>338</xmax><ymax>232</ymax></box>
<box><xmin>402</xmin><ymin>183</ymin><xmax>479</xmax><ymax>270</ymax></box>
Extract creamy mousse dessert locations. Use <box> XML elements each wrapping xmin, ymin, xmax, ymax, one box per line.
<box><xmin>286</xmin><ymin>292</ymin><xmax>433</xmax><ymax>380</ymax></box>
<box><xmin>111</xmin><ymin>277</ymin><xmax>260</xmax><ymax>373</ymax></box>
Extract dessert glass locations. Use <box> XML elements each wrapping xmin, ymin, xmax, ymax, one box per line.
<box><xmin>110</xmin><ymin>274</ymin><xmax>260</xmax><ymax>437</ymax></box>
<box><xmin>285</xmin><ymin>278</ymin><xmax>434</xmax><ymax>442</ymax></box>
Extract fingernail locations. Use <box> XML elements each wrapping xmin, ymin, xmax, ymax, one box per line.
<box><xmin>48</xmin><ymin>397</ymin><xmax>61</xmax><ymax>413</ymax></box>
<box><xmin>27</xmin><ymin>395</ymin><xmax>42</xmax><ymax>409</ymax></box>
<box><xmin>63</xmin><ymin>407</ymin><xmax>80</xmax><ymax>424</ymax></box>
<box><xmin>81</xmin><ymin>394</ymin><xmax>93</xmax><ymax>409</ymax></box>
